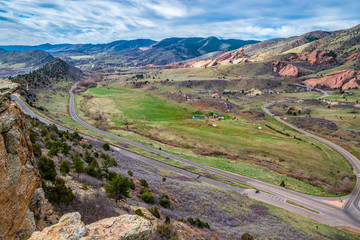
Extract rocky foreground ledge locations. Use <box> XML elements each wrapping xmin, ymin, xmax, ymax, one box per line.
<box><xmin>0</xmin><ymin>79</ymin><xmax>41</xmax><ymax>240</ymax></box>
<box><xmin>29</xmin><ymin>212</ymin><xmax>154</xmax><ymax>240</ymax></box>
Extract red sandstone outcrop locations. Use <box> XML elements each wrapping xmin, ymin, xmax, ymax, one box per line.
<box><xmin>184</xmin><ymin>48</ymin><xmax>248</xmax><ymax>68</ymax></box>
<box><xmin>344</xmin><ymin>51</ymin><xmax>360</xmax><ymax>64</ymax></box>
<box><xmin>304</xmin><ymin>69</ymin><xmax>360</xmax><ymax>89</ymax></box>
<box><xmin>0</xmin><ymin>79</ymin><xmax>41</xmax><ymax>240</ymax></box>
<box><xmin>279</xmin><ymin>64</ymin><xmax>299</xmax><ymax>77</ymax></box>
<box><xmin>272</xmin><ymin>61</ymin><xmax>298</xmax><ymax>77</ymax></box>
<box><xmin>297</xmin><ymin>49</ymin><xmax>335</xmax><ymax>66</ymax></box>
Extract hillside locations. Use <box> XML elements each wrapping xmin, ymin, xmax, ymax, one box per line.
<box><xmin>0</xmin><ymin>49</ymin><xmax>54</xmax><ymax>68</ymax></box>
<box><xmin>11</xmin><ymin>58</ymin><xmax>83</xmax><ymax>104</ymax></box>
<box><xmin>0</xmin><ymin>50</ymin><xmax>55</xmax><ymax>78</ymax></box>
<box><xmin>178</xmin><ymin>24</ymin><xmax>360</xmax><ymax>90</ymax></box>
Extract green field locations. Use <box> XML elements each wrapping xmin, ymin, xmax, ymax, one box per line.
<box><xmin>74</xmin><ymin>83</ymin><xmax>353</xmax><ymax>196</ymax></box>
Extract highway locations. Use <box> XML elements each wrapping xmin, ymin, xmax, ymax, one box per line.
<box><xmin>11</xmin><ymin>82</ymin><xmax>360</xmax><ymax>229</ymax></box>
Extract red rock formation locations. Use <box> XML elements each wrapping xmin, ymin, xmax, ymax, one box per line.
<box><xmin>165</xmin><ymin>61</ymin><xmax>184</xmax><ymax>67</ymax></box>
<box><xmin>304</xmin><ymin>69</ymin><xmax>359</xmax><ymax>89</ymax></box>
<box><xmin>344</xmin><ymin>52</ymin><xmax>360</xmax><ymax>64</ymax></box>
<box><xmin>184</xmin><ymin>48</ymin><xmax>247</xmax><ymax>68</ymax></box>
<box><xmin>273</xmin><ymin>62</ymin><xmax>298</xmax><ymax>77</ymax></box>
<box><xmin>279</xmin><ymin>64</ymin><xmax>299</xmax><ymax>77</ymax></box>
<box><xmin>298</xmin><ymin>50</ymin><xmax>332</xmax><ymax>66</ymax></box>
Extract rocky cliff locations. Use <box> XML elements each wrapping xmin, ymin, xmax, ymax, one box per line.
<box><xmin>0</xmin><ymin>79</ymin><xmax>41</xmax><ymax>240</ymax></box>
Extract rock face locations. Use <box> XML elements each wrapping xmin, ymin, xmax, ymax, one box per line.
<box><xmin>29</xmin><ymin>212</ymin><xmax>154</xmax><ymax>240</ymax></box>
<box><xmin>0</xmin><ymin>79</ymin><xmax>41</xmax><ymax>240</ymax></box>
<box><xmin>279</xmin><ymin>64</ymin><xmax>299</xmax><ymax>77</ymax></box>
<box><xmin>304</xmin><ymin>69</ymin><xmax>360</xmax><ymax>89</ymax></box>
<box><xmin>273</xmin><ymin>61</ymin><xmax>299</xmax><ymax>77</ymax></box>
<box><xmin>184</xmin><ymin>48</ymin><xmax>249</xmax><ymax>68</ymax></box>
<box><xmin>344</xmin><ymin>51</ymin><xmax>360</xmax><ymax>64</ymax></box>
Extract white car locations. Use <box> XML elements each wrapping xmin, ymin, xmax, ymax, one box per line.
<box><xmin>358</xmin><ymin>174</ymin><xmax>360</xmax><ymax>178</ymax></box>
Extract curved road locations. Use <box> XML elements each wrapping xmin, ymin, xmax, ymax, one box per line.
<box><xmin>11</xmin><ymin>82</ymin><xmax>360</xmax><ymax>228</ymax></box>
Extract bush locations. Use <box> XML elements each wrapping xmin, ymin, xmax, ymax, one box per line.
<box><xmin>162</xmin><ymin>177</ymin><xmax>166</xmax><ymax>182</ymax></box>
<box><xmin>102</xmin><ymin>143</ymin><xmax>110</xmax><ymax>151</ymax></box>
<box><xmin>38</xmin><ymin>156</ymin><xmax>57</xmax><ymax>181</ymax></box>
<box><xmin>43</xmin><ymin>178</ymin><xmax>75</xmax><ymax>204</ymax></box>
<box><xmin>105</xmin><ymin>174</ymin><xmax>131</xmax><ymax>201</ymax></box>
<box><xmin>148</xmin><ymin>206</ymin><xmax>160</xmax><ymax>218</ymax></box>
<box><xmin>165</xmin><ymin>215</ymin><xmax>170</xmax><ymax>224</ymax></box>
<box><xmin>127</xmin><ymin>170</ymin><xmax>133</xmax><ymax>176</ymax></box>
<box><xmin>141</xmin><ymin>190</ymin><xmax>155</xmax><ymax>204</ymax></box>
<box><xmin>129</xmin><ymin>179</ymin><xmax>135</xmax><ymax>190</ymax></box>
<box><xmin>135</xmin><ymin>209</ymin><xmax>144</xmax><ymax>217</ymax></box>
<box><xmin>72</xmin><ymin>153</ymin><xmax>84</xmax><ymax>173</ymax></box>
<box><xmin>280</xmin><ymin>180</ymin><xmax>285</xmax><ymax>187</ymax></box>
<box><xmin>85</xmin><ymin>159</ymin><xmax>102</xmax><ymax>178</ymax></box>
<box><xmin>160</xmin><ymin>194</ymin><xmax>170</xmax><ymax>208</ymax></box>
<box><xmin>32</xmin><ymin>143</ymin><xmax>42</xmax><ymax>158</ymax></box>
<box><xmin>156</xmin><ymin>223</ymin><xmax>171</xmax><ymax>237</ymax></box>
<box><xmin>140</xmin><ymin>179</ymin><xmax>148</xmax><ymax>187</ymax></box>
<box><xmin>187</xmin><ymin>217</ymin><xmax>209</xmax><ymax>228</ymax></box>
<box><xmin>60</xmin><ymin>160</ymin><xmax>70</xmax><ymax>176</ymax></box>
<box><xmin>82</xmin><ymin>182</ymin><xmax>89</xmax><ymax>190</ymax></box>
<box><xmin>241</xmin><ymin>233</ymin><xmax>254</xmax><ymax>240</ymax></box>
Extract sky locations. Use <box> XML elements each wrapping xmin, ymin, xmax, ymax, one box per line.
<box><xmin>0</xmin><ymin>0</ymin><xmax>359</xmax><ymax>45</ymax></box>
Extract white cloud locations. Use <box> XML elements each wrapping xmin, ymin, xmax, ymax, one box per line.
<box><xmin>0</xmin><ymin>0</ymin><xmax>359</xmax><ymax>44</ymax></box>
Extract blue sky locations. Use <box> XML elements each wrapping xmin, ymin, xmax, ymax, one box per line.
<box><xmin>0</xmin><ymin>0</ymin><xmax>359</xmax><ymax>45</ymax></box>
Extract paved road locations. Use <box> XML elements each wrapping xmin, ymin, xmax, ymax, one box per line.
<box><xmin>262</xmin><ymin>86</ymin><xmax>360</xmax><ymax>212</ymax></box>
<box><xmin>11</xmin><ymin>83</ymin><xmax>360</xmax><ymax>228</ymax></box>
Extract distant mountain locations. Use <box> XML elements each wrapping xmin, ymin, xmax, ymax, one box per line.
<box><xmin>0</xmin><ymin>39</ymin><xmax>157</xmax><ymax>54</ymax></box>
<box><xmin>0</xmin><ymin>49</ymin><xmax>54</xmax><ymax>68</ymax></box>
<box><xmin>121</xmin><ymin>37</ymin><xmax>259</xmax><ymax>65</ymax></box>
<box><xmin>0</xmin><ymin>37</ymin><xmax>259</xmax><ymax>66</ymax></box>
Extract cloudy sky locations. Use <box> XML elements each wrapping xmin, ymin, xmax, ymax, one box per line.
<box><xmin>0</xmin><ymin>0</ymin><xmax>359</xmax><ymax>45</ymax></box>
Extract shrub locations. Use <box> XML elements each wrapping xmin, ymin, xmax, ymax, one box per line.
<box><xmin>82</xmin><ymin>182</ymin><xmax>89</xmax><ymax>190</ymax></box>
<box><xmin>127</xmin><ymin>170</ymin><xmax>133</xmax><ymax>176</ymax></box>
<box><xmin>148</xmin><ymin>206</ymin><xmax>160</xmax><ymax>218</ymax></box>
<box><xmin>105</xmin><ymin>174</ymin><xmax>131</xmax><ymax>201</ymax></box>
<box><xmin>280</xmin><ymin>180</ymin><xmax>285</xmax><ymax>187</ymax></box>
<box><xmin>156</xmin><ymin>223</ymin><xmax>171</xmax><ymax>237</ymax></box>
<box><xmin>43</xmin><ymin>178</ymin><xmax>75</xmax><ymax>204</ymax></box>
<box><xmin>187</xmin><ymin>217</ymin><xmax>209</xmax><ymax>228</ymax></box>
<box><xmin>85</xmin><ymin>159</ymin><xmax>102</xmax><ymax>178</ymax></box>
<box><xmin>160</xmin><ymin>194</ymin><xmax>170</xmax><ymax>208</ymax></box>
<box><xmin>140</xmin><ymin>179</ymin><xmax>148</xmax><ymax>187</ymax></box>
<box><xmin>102</xmin><ymin>143</ymin><xmax>110</xmax><ymax>151</ymax></box>
<box><xmin>72</xmin><ymin>153</ymin><xmax>84</xmax><ymax>173</ymax></box>
<box><xmin>38</xmin><ymin>156</ymin><xmax>57</xmax><ymax>181</ymax></box>
<box><xmin>129</xmin><ymin>179</ymin><xmax>135</xmax><ymax>190</ymax></box>
<box><xmin>60</xmin><ymin>160</ymin><xmax>70</xmax><ymax>176</ymax></box>
<box><xmin>135</xmin><ymin>209</ymin><xmax>144</xmax><ymax>217</ymax></box>
<box><xmin>165</xmin><ymin>215</ymin><xmax>170</xmax><ymax>224</ymax></box>
<box><xmin>162</xmin><ymin>177</ymin><xmax>166</xmax><ymax>182</ymax></box>
<box><xmin>32</xmin><ymin>143</ymin><xmax>42</xmax><ymax>158</ymax></box>
<box><xmin>241</xmin><ymin>233</ymin><xmax>254</xmax><ymax>240</ymax></box>
<box><xmin>141</xmin><ymin>190</ymin><xmax>155</xmax><ymax>204</ymax></box>
<box><xmin>48</xmin><ymin>145</ymin><xmax>58</xmax><ymax>156</ymax></box>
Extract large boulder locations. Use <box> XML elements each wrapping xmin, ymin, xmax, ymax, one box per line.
<box><xmin>29</xmin><ymin>212</ymin><xmax>154</xmax><ymax>240</ymax></box>
<box><xmin>0</xmin><ymin>79</ymin><xmax>41</xmax><ymax>240</ymax></box>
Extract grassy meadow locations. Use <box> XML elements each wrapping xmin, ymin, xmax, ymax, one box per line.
<box><xmin>73</xmin><ymin>80</ymin><xmax>353</xmax><ymax>196</ymax></box>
